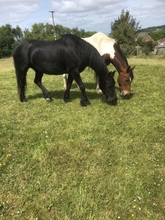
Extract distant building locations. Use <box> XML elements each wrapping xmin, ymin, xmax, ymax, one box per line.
<box><xmin>135</xmin><ymin>33</ymin><xmax>154</xmax><ymax>55</ymax></box>
<box><xmin>135</xmin><ymin>33</ymin><xmax>154</xmax><ymax>42</ymax></box>
<box><xmin>154</xmin><ymin>38</ymin><xmax>165</xmax><ymax>54</ymax></box>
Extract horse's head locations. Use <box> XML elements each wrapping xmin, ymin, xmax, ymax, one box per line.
<box><xmin>117</xmin><ymin>65</ymin><xmax>135</xmax><ymax>98</ymax></box>
<box><xmin>99</xmin><ymin>70</ymin><xmax>117</xmax><ymax>105</ymax></box>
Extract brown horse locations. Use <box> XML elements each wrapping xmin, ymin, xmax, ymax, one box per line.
<box><xmin>63</xmin><ymin>32</ymin><xmax>135</xmax><ymax>97</ymax></box>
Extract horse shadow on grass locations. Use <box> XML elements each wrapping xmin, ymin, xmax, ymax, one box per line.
<box><xmin>27</xmin><ymin>83</ymin><xmax>134</xmax><ymax>102</ymax></box>
<box><xmin>27</xmin><ymin>82</ymin><xmax>103</xmax><ymax>102</ymax></box>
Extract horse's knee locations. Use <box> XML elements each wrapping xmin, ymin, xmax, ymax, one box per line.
<box><xmin>78</xmin><ymin>84</ymin><xmax>85</xmax><ymax>91</ymax></box>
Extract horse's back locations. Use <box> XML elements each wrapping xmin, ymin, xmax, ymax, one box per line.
<box><xmin>13</xmin><ymin>40</ymin><xmax>41</xmax><ymax>64</ymax></box>
<box><xmin>13</xmin><ymin>40</ymin><xmax>30</xmax><ymax>58</ymax></box>
<box><xmin>83</xmin><ymin>32</ymin><xmax>116</xmax><ymax>57</ymax></box>
<box><xmin>13</xmin><ymin>38</ymin><xmax>81</xmax><ymax>74</ymax></box>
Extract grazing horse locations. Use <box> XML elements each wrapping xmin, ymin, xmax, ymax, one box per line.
<box><xmin>63</xmin><ymin>32</ymin><xmax>135</xmax><ymax>97</ymax></box>
<box><xmin>13</xmin><ymin>34</ymin><xmax>117</xmax><ymax>106</ymax></box>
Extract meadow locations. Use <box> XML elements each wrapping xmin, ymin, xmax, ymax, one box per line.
<box><xmin>0</xmin><ymin>56</ymin><xmax>165</xmax><ymax>220</ymax></box>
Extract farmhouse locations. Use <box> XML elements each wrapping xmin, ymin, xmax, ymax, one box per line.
<box><xmin>135</xmin><ymin>33</ymin><xmax>154</xmax><ymax>55</ymax></box>
<box><xmin>135</xmin><ymin>33</ymin><xmax>154</xmax><ymax>42</ymax></box>
<box><xmin>154</xmin><ymin>38</ymin><xmax>165</xmax><ymax>54</ymax></box>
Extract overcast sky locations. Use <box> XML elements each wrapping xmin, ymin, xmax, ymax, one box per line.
<box><xmin>0</xmin><ymin>0</ymin><xmax>165</xmax><ymax>34</ymax></box>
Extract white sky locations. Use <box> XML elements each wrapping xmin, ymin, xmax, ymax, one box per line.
<box><xmin>0</xmin><ymin>0</ymin><xmax>164</xmax><ymax>34</ymax></box>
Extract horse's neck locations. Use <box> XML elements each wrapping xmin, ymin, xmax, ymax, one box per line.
<box><xmin>111</xmin><ymin>44</ymin><xmax>129</xmax><ymax>73</ymax></box>
<box><xmin>110</xmin><ymin>58</ymin><xmax>127</xmax><ymax>73</ymax></box>
<box><xmin>88</xmin><ymin>52</ymin><xmax>108</xmax><ymax>77</ymax></box>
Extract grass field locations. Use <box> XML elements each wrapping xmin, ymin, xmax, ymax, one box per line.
<box><xmin>0</xmin><ymin>56</ymin><xmax>165</xmax><ymax>220</ymax></box>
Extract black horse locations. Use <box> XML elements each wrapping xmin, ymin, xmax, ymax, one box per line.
<box><xmin>13</xmin><ymin>34</ymin><xmax>117</xmax><ymax>106</ymax></box>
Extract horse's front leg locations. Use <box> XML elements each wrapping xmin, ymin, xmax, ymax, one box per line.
<box><xmin>34</xmin><ymin>71</ymin><xmax>52</xmax><ymax>101</ymax></box>
<box><xmin>73</xmin><ymin>72</ymin><xmax>90</xmax><ymax>106</ymax></box>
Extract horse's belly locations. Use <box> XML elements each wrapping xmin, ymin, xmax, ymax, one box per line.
<box><xmin>30</xmin><ymin>48</ymin><xmax>79</xmax><ymax>75</ymax></box>
<box><xmin>31</xmin><ymin>57</ymin><xmax>68</xmax><ymax>74</ymax></box>
<box><xmin>37</xmin><ymin>64</ymin><xmax>68</xmax><ymax>75</ymax></box>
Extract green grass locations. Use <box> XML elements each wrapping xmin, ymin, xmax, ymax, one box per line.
<box><xmin>0</xmin><ymin>57</ymin><xmax>165</xmax><ymax>220</ymax></box>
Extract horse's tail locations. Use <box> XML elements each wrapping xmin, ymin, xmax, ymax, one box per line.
<box><xmin>13</xmin><ymin>44</ymin><xmax>28</xmax><ymax>101</ymax></box>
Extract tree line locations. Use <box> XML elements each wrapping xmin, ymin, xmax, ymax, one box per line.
<box><xmin>0</xmin><ymin>10</ymin><xmax>164</xmax><ymax>58</ymax></box>
<box><xmin>0</xmin><ymin>23</ymin><xmax>96</xmax><ymax>58</ymax></box>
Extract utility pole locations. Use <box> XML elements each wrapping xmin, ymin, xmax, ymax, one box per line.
<box><xmin>49</xmin><ymin>11</ymin><xmax>56</xmax><ymax>40</ymax></box>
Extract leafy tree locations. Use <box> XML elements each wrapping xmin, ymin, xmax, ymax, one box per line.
<box><xmin>24</xmin><ymin>23</ymin><xmax>72</xmax><ymax>40</ymax></box>
<box><xmin>23</xmin><ymin>22</ymin><xmax>96</xmax><ymax>40</ymax></box>
<box><xmin>148</xmin><ymin>30</ymin><xmax>165</xmax><ymax>42</ymax></box>
<box><xmin>23</xmin><ymin>23</ymin><xmax>54</xmax><ymax>40</ymax></box>
<box><xmin>0</xmin><ymin>24</ymin><xmax>16</xmax><ymax>58</ymax></box>
<box><xmin>55</xmin><ymin>24</ymin><xmax>71</xmax><ymax>38</ymax></box>
<box><xmin>12</xmin><ymin>25</ymin><xmax>23</xmax><ymax>42</ymax></box>
<box><xmin>138</xmin><ymin>25</ymin><xmax>165</xmax><ymax>33</ymax></box>
<box><xmin>23</xmin><ymin>28</ymin><xmax>33</xmax><ymax>39</ymax></box>
<box><xmin>83</xmin><ymin>31</ymin><xmax>96</xmax><ymax>37</ymax></box>
<box><xmin>110</xmin><ymin>9</ymin><xmax>141</xmax><ymax>55</ymax></box>
<box><xmin>11</xmin><ymin>25</ymin><xmax>24</xmax><ymax>50</ymax></box>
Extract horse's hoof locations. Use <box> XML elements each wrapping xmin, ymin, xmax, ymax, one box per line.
<box><xmin>21</xmin><ymin>98</ymin><xmax>27</xmax><ymax>102</ymax></box>
<box><xmin>80</xmin><ymin>100</ymin><xmax>90</xmax><ymax>106</ymax></box>
<box><xmin>45</xmin><ymin>97</ymin><xmax>52</xmax><ymax>102</ymax></box>
<box><xmin>64</xmin><ymin>98</ymin><xmax>71</xmax><ymax>103</ymax></box>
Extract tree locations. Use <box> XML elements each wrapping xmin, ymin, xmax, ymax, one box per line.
<box><xmin>55</xmin><ymin>24</ymin><xmax>71</xmax><ymax>38</ymax></box>
<box><xmin>0</xmin><ymin>22</ymin><xmax>97</xmax><ymax>57</ymax></box>
<box><xmin>148</xmin><ymin>30</ymin><xmax>165</xmax><ymax>42</ymax></box>
<box><xmin>12</xmin><ymin>25</ymin><xmax>23</xmax><ymax>42</ymax></box>
<box><xmin>23</xmin><ymin>22</ymin><xmax>96</xmax><ymax>40</ymax></box>
<box><xmin>110</xmin><ymin>9</ymin><xmax>141</xmax><ymax>55</ymax></box>
<box><xmin>0</xmin><ymin>24</ymin><xmax>15</xmax><ymax>58</ymax></box>
<box><xmin>11</xmin><ymin>25</ymin><xmax>24</xmax><ymax>50</ymax></box>
<box><xmin>23</xmin><ymin>23</ymin><xmax>72</xmax><ymax>40</ymax></box>
<box><xmin>23</xmin><ymin>23</ymin><xmax>54</xmax><ymax>40</ymax></box>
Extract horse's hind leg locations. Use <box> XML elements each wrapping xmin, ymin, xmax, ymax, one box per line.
<box><xmin>15</xmin><ymin>69</ymin><xmax>28</xmax><ymax>102</ymax></box>
<box><xmin>63</xmin><ymin>74</ymin><xmax>67</xmax><ymax>90</ymax></box>
<box><xmin>34</xmin><ymin>71</ymin><xmax>52</xmax><ymax>101</ymax></box>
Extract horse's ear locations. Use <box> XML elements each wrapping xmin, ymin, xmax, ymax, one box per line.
<box><xmin>127</xmin><ymin>65</ymin><xmax>135</xmax><ymax>73</ymax></box>
<box><xmin>109</xmin><ymin>70</ymin><xmax>116</xmax><ymax>77</ymax></box>
<box><xmin>131</xmin><ymin>65</ymin><xmax>135</xmax><ymax>71</ymax></box>
<box><xmin>127</xmin><ymin>66</ymin><xmax>130</xmax><ymax>72</ymax></box>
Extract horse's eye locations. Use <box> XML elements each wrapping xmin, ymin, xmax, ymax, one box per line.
<box><xmin>125</xmin><ymin>79</ymin><xmax>130</xmax><ymax>83</ymax></box>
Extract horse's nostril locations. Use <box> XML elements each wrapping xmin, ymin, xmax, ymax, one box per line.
<box><xmin>120</xmin><ymin>91</ymin><xmax>125</xmax><ymax>96</ymax></box>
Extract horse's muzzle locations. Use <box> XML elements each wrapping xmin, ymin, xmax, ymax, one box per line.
<box><xmin>107</xmin><ymin>96</ymin><xmax>118</xmax><ymax>105</ymax></box>
<box><xmin>120</xmin><ymin>90</ymin><xmax>130</xmax><ymax>97</ymax></box>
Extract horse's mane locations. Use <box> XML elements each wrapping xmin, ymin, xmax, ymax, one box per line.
<box><xmin>113</xmin><ymin>43</ymin><xmax>128</xmax><ymax>65</ymax></box>
<box><xmin>61</xmin><ymin>34</ymin><xmax>108</xmax><ymax>77</ymax></box>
